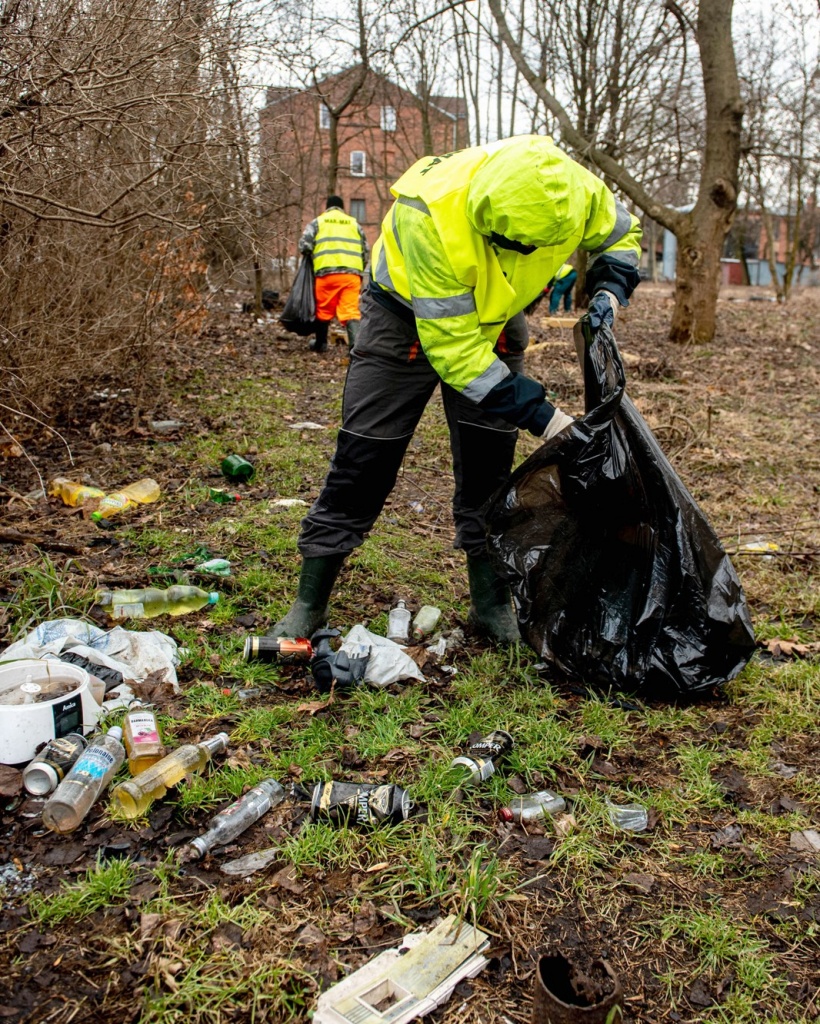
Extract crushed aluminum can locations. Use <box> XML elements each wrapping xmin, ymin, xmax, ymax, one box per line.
<box><xmin>467</xmin><ymin>729</ymin><xmax>514</xmax><ymax>762</ymax></box>
<box><xmin>309</xmin><ymin>781</ymin><xmax>413</xmax><ymax>827</ymax></box>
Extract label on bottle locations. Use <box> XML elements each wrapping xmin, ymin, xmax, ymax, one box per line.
<box><xmin>127</xmin><ymin>712</ymin><xmax>160</xmax><ymax>745</ymax></box>
<box><xmin>73</xmin><ymin>746</ymin><xmax>118</xmax><ymax>780</ymax></box>
<box><xmin>112</xmin><ymin>603</ymin><xmax>144</xmax><ymax>619</ymax></box>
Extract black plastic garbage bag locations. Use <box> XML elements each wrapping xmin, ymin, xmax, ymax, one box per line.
<box><xmin>280</xmin><ymin>255</ymin><xmax>317</xmax><ymax>336</ymax></box>
<box><xmin>486</xmin><ymin>320</ymin><xmax>755</xmax><ymax>699</ymax></box>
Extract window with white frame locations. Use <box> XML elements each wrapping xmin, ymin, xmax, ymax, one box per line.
<box><xmin>349</xmin><ymin>199</ymin><xmax>366</xmax><ymax>223</ymax></box>
<box><xmin>380</xmin><ymin>105</ymin><xmax>396</xmax><ymax>132</ymax></box>
<box><xmin>319</xmin><ymin>103</ymin><xmax>331</xmax><ymax>129</ymax></box>
<box><xmin>350</xmin><ymin>150</ymin><xmax>366</xmax><ymax>177</ymax></box>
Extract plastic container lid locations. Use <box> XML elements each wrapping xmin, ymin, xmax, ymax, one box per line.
<box><xmin>208</xmin><ymin>593</ymin><xmax>219</xmax><ymax>605</ymax></box>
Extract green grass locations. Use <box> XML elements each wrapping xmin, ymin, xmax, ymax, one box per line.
<box><xmin>28</xmin><ymin>859</ymin><xmax>137</xmax><ymax>924</ymax></box>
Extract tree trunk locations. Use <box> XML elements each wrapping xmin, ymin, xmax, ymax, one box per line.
<box><xmin>668</xmin><ymin>0</ymin><xmax>743</xmax><ymax>343</ymax></box>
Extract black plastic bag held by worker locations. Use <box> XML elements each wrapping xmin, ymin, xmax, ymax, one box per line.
<box><xmin>485</xmin><ymin>320</ymin><xmax>755</xmax><ymax>699</ymax></box>
<box><xmin>280</xmin><ymin>255</ymin><xmax>317</xmax><ymax>336</ymax></box>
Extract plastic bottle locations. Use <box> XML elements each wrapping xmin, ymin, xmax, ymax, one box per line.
<box><xmin>412</xmin><ymin>605</ymin><xmax>441</xmax><ymax>639</ymax></box>
<box><xmin>109</xmin><ymin>732</ymin><xmax>229</xmax><ymax>819</ymax></box>
<box><xmin>123</xmin><ymin>702</ymin><xmax>165</xmax><ymax>774</ymax></box>
<box><xmin>498</xmin><ymin>790</ymin><xmax>566</xmax><ymax>823</ymax></box>
<box><xmin>90</xmin><ymin>478</ymin><xmax>161</xmax><ymax>521</ymax></box>
<box><xmin>387</xmin><ymin>600</ymin><xmax>411</xmax><ymax>642</ymax></box>
<box><xmin>184</xmin><ymin>778</ymin><xmax>286</xmax><ymax>859</ymax></box>
<box><xmin>95</xmin><ymin>584</ymin><xmax>219</xmax><ymax>619</ymax></box>
<box><xmin>41</xmin><ymin>726</ymin><xmax>125</xmax><ymax>833</ymax></box>
<box><xmin>22</xmin><ymin>733</ymin><xmax>88</xmax><ymax>796</ymax></box>
<box><xmin>47</xmin><ymin>477</ymin><xmax>106</xmax><ymax>508</ymax></box>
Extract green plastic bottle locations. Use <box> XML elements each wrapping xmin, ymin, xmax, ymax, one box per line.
<box><xmin>96</xmin><ymin>584</ymin><xmax>219</xmax><ymax>619</ymax></box>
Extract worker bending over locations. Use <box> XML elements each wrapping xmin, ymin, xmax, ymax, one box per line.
<box><xmin>273</xmin><ymin>135</ymin><xmax>641</xmax><ymax>642</ymax></box>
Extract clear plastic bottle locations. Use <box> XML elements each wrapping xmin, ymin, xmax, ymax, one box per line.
<box><xmin>387</xmin><ymin>600</ymin><xmax>411</xmax><ymax>642</ymax></box>
<box><xmin>123</xmin><ymin>701</ymin><xmax>165</xmax><ymax>774</ymax></box>
<box><xmin>47</xmin><ymin>477</ymin><xmax>106</xmax><ymax>508</ymax></box>
<box><xmin>95</xmin><ymin>584</ymin><xmax>219</xmax><ymax>619</ymax></box>
<box><xmin>90</xmin><ymin>478</ymin><xmax>161</xmax><ymax>521</ymax></box>
<box><xmin>412</xmin><ymin>605</ymin><xmax>441</xmax><ymax>639</ymax></box>
<box><xmin>184</xmin><ymin>778</ymin><xmax>286</xmax><ymax>859</ymax></box>
<box><xmin>109</xmin><ymin>732</ymin><xmax>229</xmax><ymax>819</ymax></box>
<box><xmin>41</xmin><ymin>726</ymin><xmax>125</xmax><ymax>833</ymax></box>
<box><xmin>498</xmin><ymin>790</ymin><xmax>566</xmax><ymax>823</ymax></box>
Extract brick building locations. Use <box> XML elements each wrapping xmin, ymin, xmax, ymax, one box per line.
<box><xmin>259</xmin><ymin>67</ymin><xmax>468</xmax><ymax>285</ymax></box>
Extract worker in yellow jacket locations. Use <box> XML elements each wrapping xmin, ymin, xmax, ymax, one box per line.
<box><xmin>272</xmin><ymin>135</ymin><xmax>642</xmax><ymax>642</ymax></box>
<box><xmin>299</xmin><ymin>196</ymin><xmax>368</xmax><ymax>352</ymax></box>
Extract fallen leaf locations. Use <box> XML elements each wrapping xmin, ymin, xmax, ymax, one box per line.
<box><xmin>0</xmin><ymin>765</ymin><xmax>22</xmax><ymax>799</ymax></box>
<box><xmin>790</xmin><ymin>829</ymin><xmax>820</xmax><ymax>854</ymax></box>
<box><xmin>297</xmin><ymin>696</ymin><xmax>334</xmax><ymax>715</ymax></box>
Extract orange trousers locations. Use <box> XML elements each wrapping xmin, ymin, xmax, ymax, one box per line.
<box><xmin>314</xmin><ymin>273</ymin><xmax>362</xmax><ymax>325</ymax></box>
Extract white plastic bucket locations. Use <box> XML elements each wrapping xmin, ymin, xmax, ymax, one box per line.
<box><xmin>0</xmin><ymin>659</ymin><xmax>101</xmax><ymax>766</ymax></box>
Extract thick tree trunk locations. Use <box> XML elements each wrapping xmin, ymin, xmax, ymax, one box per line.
<box><xmin>670</xmin><ymin>0</ymin><xmax>743</xmax><ymax>343</ymax></box>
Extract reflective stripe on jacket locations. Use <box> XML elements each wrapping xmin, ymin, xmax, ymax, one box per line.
<box><xmin>370</xmin><ymin>134</ymin><xmax>641</xmax><ymax>401</ymax></box>
<box><xmin>300</xmin><ymin>209</ymin><xmax>368</xmax><ymax>277</ymax></box>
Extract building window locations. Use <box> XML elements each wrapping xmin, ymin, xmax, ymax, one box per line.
<box><xmin>350</xmin><ymin>151</ymin><xmax>366</xmax><ymax>177</ymax></box>
<box><xmin>350</xmin><ymin>199</ymin><xmax>366</xmax><ymax>223</ymax></box>
<box><xmin>319</xmin><ymin>103</ymin><xmax>331</xmax><ymax>129</ymax></box>
<box><xmin>380</xmin><ymin>105</ymin><xmax>396</xmax><ymax>132</ymax></box>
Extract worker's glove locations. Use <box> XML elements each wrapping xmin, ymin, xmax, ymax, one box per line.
<box><xmin>542</xmin><ymin>407</ymin><xmax>575</xmax><ymax>440</ymax></box>
<box><xmin>588</xmin><ymin>290</ymin><xmax>619</xmax><ymax>330</ymax></box>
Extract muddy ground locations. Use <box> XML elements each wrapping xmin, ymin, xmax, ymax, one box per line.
<box><xmin>0</xmin><ymin>283</ymin><xmax>818</xmax><ymax>1023</ymax></box>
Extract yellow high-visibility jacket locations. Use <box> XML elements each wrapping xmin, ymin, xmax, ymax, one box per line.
<box><xmin>300</xmin><ymin>209</ymin><xmax>368</xmax><ymax>277</ymax></box>
<box><xmin>371</xmin><ymin>135</ymin><xmax>641</xmax><ymax>407</ymax></box>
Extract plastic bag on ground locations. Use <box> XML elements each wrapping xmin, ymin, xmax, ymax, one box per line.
<box><xmin>0</xmin><ymin>618</ymin><xmax>181</xmax><ymax>696</ymax></box>
<box><xmin>485</xmin><ymin>320</ymin><xmax>755</xmax><ymax>699</ymax></box>
<box><xmin>341</xmin><ymin>625</ymin><xmax>425</xmax><ymax>687</ymax></box>
<box><xmin>279</xmin><ymin>255</ymin><xmax>317</xmax><ymax>336</ymax></box>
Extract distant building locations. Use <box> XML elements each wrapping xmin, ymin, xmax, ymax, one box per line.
<box><xmin>655</xmin><ymin>204</ymin><xmax>819</xmax><ymax>287</ymax></box>
<box><xmin>259</xmin><ymin>67</ymin><xmax>468</xmax><ymax>284</ymax></box>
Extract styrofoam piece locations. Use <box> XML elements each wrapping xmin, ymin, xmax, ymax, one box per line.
<box><xmin>314</xmin><ymin>915</ymin><xmax>489</xmax><ymax>1024</ymax></box>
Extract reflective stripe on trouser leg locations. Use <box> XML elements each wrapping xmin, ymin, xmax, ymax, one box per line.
<box><xmin>298</xmin><ymin>348</ymin><xmax>440</xmax><ymax>558</ymax></box>
<box><xmin>442</xmin><ymin>352</ymin><xmax>523</xmax><ymax>556</ymax></box>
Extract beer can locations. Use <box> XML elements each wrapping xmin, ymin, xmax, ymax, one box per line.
<box><xmin>467</xmin><ymin>729</ymin><xmax>514</xmax><ymax>763</ymax></box>
<box><xmin>449</xmin><ymin>754</ymin><xmax>495</xmax><ymax>787</ymax></box>
<box><xmin>243</xmin><ymin>636</ymin><xmax>313</xmax><ymax>662</ymax></box>
<box><xmin>309</xmin><ymin>781</ymin><xmax>413</xmax><ymax>827</ymax></box>
<box><xmin>22</xmin><ymin>733</ymin><xmax>88</xmax><ymax>796</ymax></box>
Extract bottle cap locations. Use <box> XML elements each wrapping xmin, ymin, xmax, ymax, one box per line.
<box><xmin>203</xmin><ymin>732</ymin><xmax>230</xmax><ymax>753</ymax></box>
<box><xmin>90</xmin><ymin>510</ymin><xmax>103</xmax><ymax>522</ymax></box>
<box><xmin>208</xmin><ymin>593</ymin><xmax>219</xmax><ymax>605</ymax></box>
<box><xmin>107</xmin><ymin>726</ymin><xmax>123</xmax><ymax>741</ymax></box>
<box><xmin>23</xmin><ymin>762</ymin><xmax>60</xmax><ymax>796</ymax></box>
<box><xmin>498</xmin><ymin>807</ymin><xmax>514</xmax><ymax>822</ymax></box>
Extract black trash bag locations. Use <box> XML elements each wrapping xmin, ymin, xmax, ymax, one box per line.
<box><xmin>280</xmin><ymin>255</ymin><xmax>317</xmax><ymax>336</ymax></box>
<box><xmin>486</xmin><ymin>319</ymin><xmax>755</xmax><ymax>699</ymax></box>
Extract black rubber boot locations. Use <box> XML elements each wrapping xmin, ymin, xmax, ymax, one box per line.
<box><xmin>346</xmin><ymin>319</ymin><xmax>360</xmax><ymax>350</ymax></box>
<box><xmin>466</xmin><ymin>553</ymin><xmax>520</xmax><ymax>643</ymax></box>
<box><xmin>309</xmin><ymin>321</ymin><xmax>329</xmax><ymax>353</ymax></box>
<box><xmin>268</xmin><ymin>554</ymin><xmax>346</xmax><ymax>638</ymax></box>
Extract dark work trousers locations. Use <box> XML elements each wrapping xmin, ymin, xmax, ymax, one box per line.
<box><xmin>548</xmin><ymin>270</ymin><xmax>577</xmax><ymax>313</ymax></box>
<box><xmin>298</xmin><ymin>289</ymin><xmax>526</xmax><ymax>559</ymax></box>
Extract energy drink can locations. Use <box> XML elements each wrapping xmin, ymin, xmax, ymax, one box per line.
<box><xmin>22</xmin><ymin>733</ymin><xmax>88</xmax><ymax>796</ymax></box>
<box><xmin>243</xmin><ymin>636</ymin><xmax>313</xmax><ymax>662</ymax></box>
<box><xmin>309</xmin><ymin>781</ymin><xmax>413</xmax><ymax>827</ymax></box>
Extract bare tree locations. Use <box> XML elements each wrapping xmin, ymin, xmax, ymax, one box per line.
<box><xmin>486</xmin><ymin>0</ymin><xmax>745</xmax><ymax>343</ymax></box>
